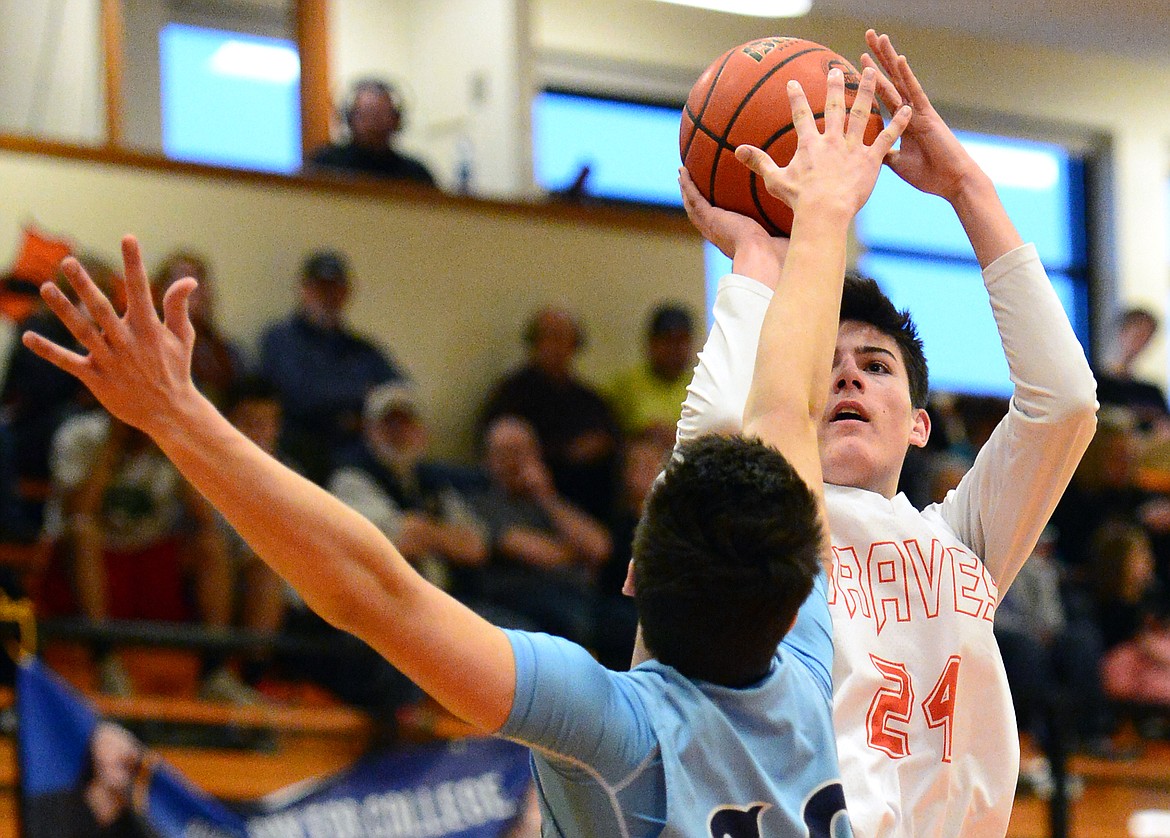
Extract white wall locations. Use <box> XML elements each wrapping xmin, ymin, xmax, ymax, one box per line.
<box><xmin>0</xmin><ymin>150</ymin><xmax>703</xmax><ymax>458</ymax></box>
<box><xmin>4</xmin><ymin>0</ymin><xmax>1170</xmax><ymax>381</ymax></box>
<box><xmin>0</xmin><ymin>0</ymin><xmax>103</xmax><ymax>144</ymax></box>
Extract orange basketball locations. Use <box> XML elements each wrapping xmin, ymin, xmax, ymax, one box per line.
<box><xmin>680</xmin><ymin>36</ymin><xmax>884</xmax><ymax>235</ymax></box>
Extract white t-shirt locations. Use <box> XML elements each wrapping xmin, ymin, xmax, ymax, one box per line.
<box><xmin>677</xmin><ymin>244</ymin><xmax>1097</xmax><ymax>837</ymax></box>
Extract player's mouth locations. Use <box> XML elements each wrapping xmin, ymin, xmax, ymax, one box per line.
<box><xmin>828</xmin><ymin>400</ymin><xmax>869</xmax><ymax>423</ymax></box>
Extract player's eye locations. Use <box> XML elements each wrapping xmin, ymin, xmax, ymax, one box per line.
<box><xmin>865</xmin><ymin>360</ymin><xmax>890</xmax><ymax>374</ymax></box>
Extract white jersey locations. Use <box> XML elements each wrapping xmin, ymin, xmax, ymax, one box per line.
<box><xmin>678</xmin><ymin>244</ymin><xmax>1097</xmax><ymax>837</ymax></box>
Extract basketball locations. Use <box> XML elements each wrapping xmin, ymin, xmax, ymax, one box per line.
<box><xmin>680</xmin><ymin>36</ymin><xmax>884</xmax><ymax>235</ymax></box>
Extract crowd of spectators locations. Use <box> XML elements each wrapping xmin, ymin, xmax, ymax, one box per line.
<box><xmin>0</xmin><ymin>228</ymin><xmax>695</xmax><ymax>714</ymax></box>
<box><xmin>8</xmin><ymin>188</ymin><xmax>1170</xmax><ymax>784</ymax></box>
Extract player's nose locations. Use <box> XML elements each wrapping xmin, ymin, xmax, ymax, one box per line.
<box><xmin>832</xmin><ymin>360</ymin><xmax>864</xmax><ymax>392</ymax></box>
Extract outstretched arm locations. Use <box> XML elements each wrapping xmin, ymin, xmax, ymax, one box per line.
<box><xmin>22</xmin><ymin>239</ymin><xmax>516</xmax><ymax>732</ymax></box>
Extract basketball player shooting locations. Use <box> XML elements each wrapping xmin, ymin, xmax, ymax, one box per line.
<box><xmin>22</xmin><ymin>70</ymin><xmax>908</xmax><ymax>836</ymax></box>
<box><xmin>674</xmin><ymin>30</ymin><xmax>1097</xmax><ymax>837</ymax></box>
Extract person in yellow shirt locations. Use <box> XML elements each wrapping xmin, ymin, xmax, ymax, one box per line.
<box><xmin>607</xmin><ymin>303</ymin><xmax>697</xmax><ymax>448</ymax></box>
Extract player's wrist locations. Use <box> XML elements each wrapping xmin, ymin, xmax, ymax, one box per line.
<box><xmin>942</xmin><ymin>163</ymin><xmax>994</xmax><ymax>208</ymax></box>
<box><xmin>791</xmin><ymin>199</ymin><xmax>854</xmax><ymax>233</ymax></box>
<box><xmin>143</xmin><ymin>384</ymin><xmax>219</xmax><ymax>447</ymax></box>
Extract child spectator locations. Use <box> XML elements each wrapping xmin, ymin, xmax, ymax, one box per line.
<box><xmin>40</xmin><ymin>407</ymin><xmax>252</xmax><ymax>702</ymax></box>
<box><xmin>607</xmin><ymin>303</ymin><xmax>697</xmax><ymax>450</ymax></box>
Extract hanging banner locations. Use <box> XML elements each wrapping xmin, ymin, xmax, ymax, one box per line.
<box><xmin>17</xmin><ymin>656</ymin><xmax>532</xmax><ymax>838</ymax></box>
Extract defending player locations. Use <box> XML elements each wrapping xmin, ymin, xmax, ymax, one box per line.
<box><xmin>24</xmin><ymin>70</ymin><xmax>908</xmax><ymax>836</ymax></box>
<box><xmin>674</xmin><ymin>30</ymin><xmax>1097</xmax><ymax>837</ymax></box>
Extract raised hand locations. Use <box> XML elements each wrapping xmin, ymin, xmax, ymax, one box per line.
<box><xmin>860</xmin><ymin>29</ymin><xmax>978</xmax><ymax>202</ymax></box>
<box><xmin>679</xmin><ymin>166</ymin><xmax>773</xmax><ymax>261</ymax></box>
<box><xmin>734</xmin><ymin>66</ymin><xmax>911</xmax><ymax>224</ymax></box>
<box><xmin>21</xmin><ymin>235</ymin><xmax>201</xmax><ymax>436</ymax></box>
<box><xmin>679</xmin><ymin>166</ymin><xmax>790</xmax><ymax>290</ymax></box>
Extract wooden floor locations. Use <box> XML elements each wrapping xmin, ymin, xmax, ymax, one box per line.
<box><xmin>3</xmin><ymin>738</ymin><xmax>1168</xmax><ymax>837</ymax></box>
<box><xmin>2</xmin><ymin>675</ymin><xmax>1169</xmax><ymax>838</ymax></box>
<box><xmin>1008</xmin><ymin>739</ymin><xmax>1170</xmax><ymax>838</ymax></box>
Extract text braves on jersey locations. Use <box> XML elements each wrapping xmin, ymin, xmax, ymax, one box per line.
<box><xmin>828</xmin><ymin>538</ymin><xmax>998</xmax><ymax>634</ymax></box>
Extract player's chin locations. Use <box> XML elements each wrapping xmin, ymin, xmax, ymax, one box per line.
<box><xmin>819</xmin><ymin>438</ymin><xmax>876</xmax><ymax>483</ymax></box>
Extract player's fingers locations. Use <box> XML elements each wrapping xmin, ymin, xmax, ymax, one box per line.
<box><xmin>859</xmin><ymin>54</ymin><xmax>904</xmax><ymax>116</ymax></box>
<box><xmin>161</xmin><ymin>277</ymin><xmax>197</xmax><ymax>346</ymax></box>
<box><xmin>736</xmin><ymin>145</ymin><xmax>791</xmax><ymax>203</ymax></box>
<box><xmin>868</xmin><ymin>32</ymin><xmax>908</xmax><ymax>96</ymax></box>
<box><xmin>61</xmin><ymin>258</ymin><xmax>122</xmax><ymax>340</ymax></box>
<box><xmin>38</xmin><ymin>280</ymin><xmax>107</xmax><ymax>353</ymax></box>
<box><xmin>870</xmin><ymin>104</ymin><xmax>912</xmax><ymax>160</ymax></box>
<box><xmin>734</xmin><ymin>144</ymin><xmax>781</xmax><ymax>182</ymax></box>
<box><xmin>678</xmin><ymin>166</ymin><xmax>705</xmax><ymax>205</ymax></box>
<box><xmin>21</xmin><ymin>329</ymin><xmax>89</xmax><ymax>378</ymax></box>
<box><xmin>121</xmin><ymin>235</ymin><xmax>161</xmax><ymax>326</ymax></box>
<box><xmin>847</xmin><ymin>67</ymin><xmax>878</xmax><ymax>141</ymax></box>
<box><xmin>678</xmin><ymin>169</ymin><xmax>707</xmax><ymax>222</ymax></box>
<box><xmin>823</xmin><ymin>68</ymin><xmax>846</xmax><ymax>134</ymax></box>
<box><xmin>894</xmin><ymin>53</ymin><xmax>933</xmax><ymax>111</ymax></box>
<box><xmin>786</xmin><ymin>80</ymin><xmax>817</xmax><ymax>143</ymax></box>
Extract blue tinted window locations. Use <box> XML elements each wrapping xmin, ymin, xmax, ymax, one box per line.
<box><xmin>533</xmin><ymin>92</ymin><xmax>684</xmax><ymax>206</ymax></box>
<box><xmin>160</xmin><ymin>24</ymin><xmax>301</xmax><ymax>173</ymax></box>
<box><xmin>859</xmin><ymin>253</ymin><xmax>1089</xmax><ymax>398</ymax></box>
<box><xmin>857</xmin><ymin>131</ymin><xmax>1083</xmax><ymax>270</ymax></box>
<box><xmin>855</xmin><ymin>129</ymin><xmax>1090</xmax><ymax>396</ymax></box>
<box><xmin>529</xmin><ymin>91</ymin><xmax>1091</xmax><ymax>398</ymax></box>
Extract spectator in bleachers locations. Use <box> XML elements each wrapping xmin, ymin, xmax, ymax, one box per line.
<box><xmin>329</xmin><ymin>382</ymin><xmax>489</xmax><ymax>603</ymax></box>
<box><xmin>1049</xmin><ymin>413</ymin><xmax>1170</xmax><ymax>586</ymax></box>
<box><xmin>150</xmin><ymin>250</ymin><xmax>244</xmax><ymax>408</ymax></box>
<box><xmin>467</xmin><ymin>415</ymin><xmax>610</xmax><ymax>647</ymax></box>
<box><xmin>594</xmin><ymin>432</ymin><xmax>671</xmax><ymax>671</ymax></box>
<box><xmin>1092</xmin><ymin>522</ymin><xmax>1170</xmax><ymax>725</ymax></box>
<box><xmin>40</xmin><ymin>408</ymin><xmax>254</xmax><ymax>703</ymax></box>
<box><xmin>607</xmin><ymin>302</ymin><xmax>697</xmax><ymax>450</ymax></box>
<box><xmin>23</xmin><ymin>720</ymin><xmax>157</xmax><ymax>838</ymax></box>
<box><xmin>481</xmin><ymin>307</ymin><xmax>620</xmax><ymax>519</ymax></box>
<box><xmin>259</xmin><ymin>249</ymin><xmax>406</xmax><ymax>485</ymax></box>
<box><xmin>3</xmin><ymin>254</ymin><xmax>118</xmax><ymax>528</ymax></box>
<box><xmin>1095</xmin><ymin>307</ymin><xmax>1169</xmax><ymax>434</ymax></box>
<box><xmin>0</xmin><ymin>272</ymin><xmax>42</xmax><ymax>384</ymax></box>
<box><xmin>307</xmin><ymin>79</ymin><xmax>436</xmax><ymax>186</ymax></box>
<box><xmin>994</xmin><ymin>528</ymin><xmax>1120</xmax><ymax>761</ymax></box>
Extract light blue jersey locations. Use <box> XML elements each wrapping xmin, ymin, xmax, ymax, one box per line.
<box><xmin>498</xmin><ymin>574</ymin><xmax>851</xmax><ymax>838</ymax></box>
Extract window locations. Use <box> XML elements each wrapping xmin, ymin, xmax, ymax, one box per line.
<box><xmin>530</xmin><ymin>91</ymin><xmax>1093</xmax><ymax>375</ymax></box>
<box><xmin>533</xmin><ymin>89</ymin><xmax>727</xmax><ymax>326</ymax></box>
<box><xmin>533</xmin><ymin>90</ymin><xmax>685</xmax><ymax>207</ymax></box>
<box><xmin>856</xmin><ymin>131</ymin><xmax>1091</xmax><ymax>397</ymax></box>
<box><xmin>159</xmin><ymin>24</ymin><xmax>301</xmax><ymax>173</ymax></box>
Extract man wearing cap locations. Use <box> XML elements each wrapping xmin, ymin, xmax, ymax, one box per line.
<box><xmin>328</xmin><ymin>382</ymin><xmax>488</xmax><ymax>596</ymax></box>
<box><xmin>607</xmin><ymin>302</ymin><xmax>698</xmax><ymax>448</ymax></box>
<box><xmin>259</xmin><ymin>249</ymin><xmax>405</xmax><ymax>484</ymax></box>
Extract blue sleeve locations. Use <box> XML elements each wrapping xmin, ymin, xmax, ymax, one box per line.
<box><xmin>498</xmin><ymin>630</ymin><xmax>656</xmax><ymax>781</ymax></box>
<box><xmin>780</xmin><ymin>571</ymin><xmax>833</xmax><ymax>699</ymax></box>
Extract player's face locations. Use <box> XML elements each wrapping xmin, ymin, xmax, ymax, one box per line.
<box><xmin>819</xmin><ymin>320</ymin><xmax>929</xmax><ymax>497</ymax></box>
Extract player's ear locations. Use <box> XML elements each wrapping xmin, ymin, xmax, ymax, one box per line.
<box><xmin>622</xmin><ymin>560</ymin><xmax>636</xmax><ymax>597</ymax></box>
<box><xmin>909</xmin><ymin>408</ymin><xmax>930</xmax><ymax>449</ymax></box>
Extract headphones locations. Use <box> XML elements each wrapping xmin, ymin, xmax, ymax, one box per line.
<box><xmin>341</xmin><ymin>79</ymin><xmax>407</xmax><ymax>134</ymax></box>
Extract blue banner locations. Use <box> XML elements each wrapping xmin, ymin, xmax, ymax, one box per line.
<box><xmin>17</xmin><ymin>657</ymin><xmax>533</xmax><ymax>838</ymax></box>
